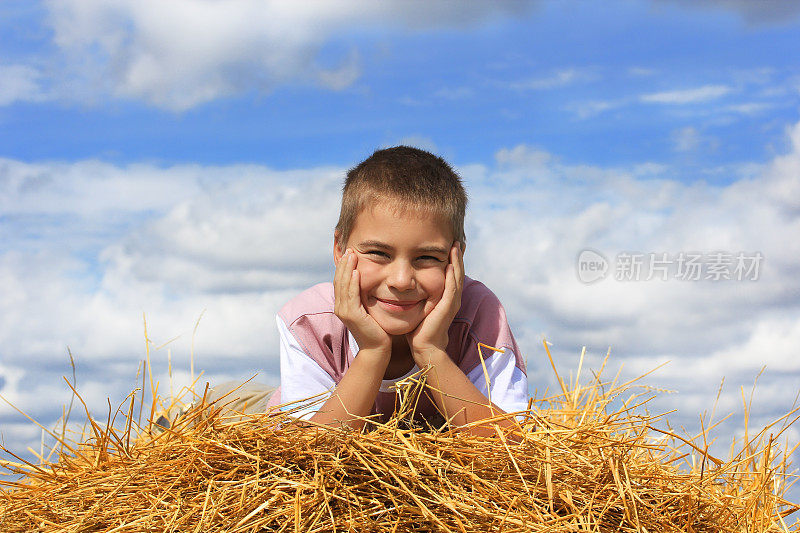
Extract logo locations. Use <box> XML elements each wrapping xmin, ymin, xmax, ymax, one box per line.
<box><xmin>576</xmin><ymin>249</ymin><xmax>609</xmax><ymax>284</ymax></box>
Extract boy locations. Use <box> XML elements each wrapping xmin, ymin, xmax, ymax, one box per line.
<box><xmin>264</xmin><ymin>146</ymin><xmax>527</xmax><ymax>430</ymax></box>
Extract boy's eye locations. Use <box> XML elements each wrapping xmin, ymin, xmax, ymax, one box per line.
<box><xmin>361</xmin><ymin>251</ymin><xmax>443</xmax><ymax>263</ymax></box>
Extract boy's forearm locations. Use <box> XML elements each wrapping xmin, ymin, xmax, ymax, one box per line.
<box><xmin>309</xmin><ymin>347</ymin><xmax>389</xmax><ymax>430</ymax></box>
<box><xmin>420</xmin><ymin>348</ymin><xmax>515</xmax><ymax>434</ymax></box>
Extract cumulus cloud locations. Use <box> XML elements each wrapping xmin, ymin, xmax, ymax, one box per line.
<box><xmin>104</xmin><ymin>169</ymin><xmax>341</xmax><ymax>294</ymax></box>
<box><xmin>0</xmin><ymin>158</ymin><xmax>203</xmax><ymax>215</ymax></box>
<box><xmin>467</xmin><ymin>131</ymin><xmax>800</xmax><ymax>357</ymax></box>
<box><xmin>0</xmin><ymin>159</ymin><xmax>344</xmax><ymax>359</ymax></box>
<box><xmin>38</xmin><ymin>0</ymin><xmax>536</xmax><ymax>110</ymax></box>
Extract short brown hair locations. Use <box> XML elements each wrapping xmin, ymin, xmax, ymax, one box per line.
<box><xmin>335</xmin><ymin>146</ymin><xmax>467</xmax><ymax>248</ymax></box>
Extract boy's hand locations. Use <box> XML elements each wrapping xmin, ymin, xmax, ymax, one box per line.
<box><xmin>334</xmin><ymin>249</ymin><xmax>392</xmax><ymax>353</ymax></box>
<box><xmin>406</xmin><ymin>243</ymin><xmax>464</xmax><ymax>365</ymax></box>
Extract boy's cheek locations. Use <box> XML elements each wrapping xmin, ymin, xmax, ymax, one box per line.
<box><xmin>422</xmin><ymin>299</ymin><xmax>438</xmax><ymax>317</ymax></box>
<box><xmin>356</xmin><ymin>265</ymin><xmax>383</xmax><ymax>308</ymax></box>
<box><xmin>429</xmin><ymin>271</ymin><xmax>447</xmax><ymax>299</ymax></box>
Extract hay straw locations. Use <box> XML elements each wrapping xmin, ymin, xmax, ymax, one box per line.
<box><xmin>1</xmin><ymin>349</ymin><xmax>798</xmax><ymax>532</ymax></box>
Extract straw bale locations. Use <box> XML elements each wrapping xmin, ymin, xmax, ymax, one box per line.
<box><xmin>1</xmin><ymin>358</ymin><xmax>798</xmax><ymax>532</ymax></box>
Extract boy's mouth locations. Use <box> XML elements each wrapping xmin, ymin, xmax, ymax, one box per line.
<box><xmin>374</xmin><ymin>297</ymin><xmax>422</xmax><ymax>312</ymax></box>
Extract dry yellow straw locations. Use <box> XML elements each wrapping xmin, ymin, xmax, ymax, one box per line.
<box><xmin>1</xmin><ymin>348</ymin><xmax>798</xmax><ymax>532</ymax></box>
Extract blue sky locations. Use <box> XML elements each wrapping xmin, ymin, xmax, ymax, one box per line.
<box><xmin>2</xmin><ymin>0</ymin><xmax>800</xmax><ymax>505</ymax></box>
<box><xmin>2</xmin><ymin>1</ymin><xmax>799</xmax><ymax>171</ymax></box>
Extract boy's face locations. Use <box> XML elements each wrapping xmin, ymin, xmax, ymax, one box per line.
<box><xmin>334</xmin><ymin>201</ymin><xmax>454</xmax><ymax>337</ymax></box>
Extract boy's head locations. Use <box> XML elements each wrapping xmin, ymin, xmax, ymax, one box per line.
<box><xmin>333</xmin><ymin>146</ymin><xmax>468</xmax><ymax>337</ymax></box>
<box><xmin>334</xmin><ymin>146</ymin><xmax>467</xmax><ymax>250</ymax></box>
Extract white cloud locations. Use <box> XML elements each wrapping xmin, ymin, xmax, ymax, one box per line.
<box><xmin>640</xmin><ymin>84</ymin><xmax>731</xmax><ymax>104</ymax></box>
<box><xmin>566</xmin><ymin>99</ymin><xmax>626</xmax><ymax>119</ymax></box>
<box><xmin>434</xmin><ymin>86</ymin><xmax>475</xmax><ymax>100</ymax></box>
<box><xmin>316</xmin><ymin>48</ymin><xmax>362</xmax><ymax>91</ymax></box>
<box><xmin>653</xmin><ymin>0</ymin><xmax>800</xmax><ymax>26</ymax></box>
<box><xmin>726</xmin><ymin>102</ymin><xmax>776</xmax><ymax>116</ymax></box>
<box><xmin>495</xmin><ymin>144</ymin><xmax>554</xmax><ymax>166</ymax></box>
<box><xmin>0</xmin><ymin>363</ymin><xmax>25</xmax><ymax>415</ymax></box>
<box><xmin>104</xmin><ymin>170</ymin><xmax>341</xmax><ymax>294</ymax></box>
<box><xmin>511</xmin><ymin>68</ymin><xmax>598</xmax><ymax>90</ymax></box>
<box><xmin>570</xmin><ymin>76</ymin><xmax>785</xmax><ymax>120</ymax></box>
<box><xmin>710</xmin><ymin>317</ymin><xmax>800</xmax><ymax>372</ymax></box>
<box><xmin>729</xmin><ymin>67</ymin><xmax>775</xmax><ymax>86</ymax></box>
<box><xmin>628</xmin><ymin>67</ymin><xmax>657</xmax><ymax>77</ymax></box>
<box><xmin>397</xmin><ymin>96</ymin><xmax>426</xmax><ymax>107</ymax></box>
<box><xmin>672</xmin><ymin>126</ymin><xmax>719</xmax><ymax>152</ymax></box>
<box><xmin>0</xmin><ymin>158</ymin><xmax>203</xmax><ymax>215</ymax></box>
<box><xmin>38</xmin><ymin>0</ymin><xmax>536</xmax><ymax>110</ymax></box>
<box><xmin>0</xmin><ymin>159</ymin><xmax>343</xmax><ymax>356</ymax></box>
<box><xmin>0</xmin><ymin>64</ymin><xmax>46</xmax><ymax>106</ymax></box>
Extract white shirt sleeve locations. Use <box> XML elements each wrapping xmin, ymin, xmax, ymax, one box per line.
<box><xmin>276</xmin><ymin>315</ymin><xmax>336</xmax><ymax>418</ymax></box>
<box><xmin>465</xmin><ymin>347</ymin><xmax>528</xmax><ymax>414</ymax></box>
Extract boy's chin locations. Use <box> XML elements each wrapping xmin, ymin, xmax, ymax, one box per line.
<box><xmin>373</xmin><ymin>317</ymin><xmax>422</xmax><ymax>337</ymax></box>
<box><xmin>383</xmin><ymin>324</ymin><xmax>419</xmax><ymax>337</ymax></box>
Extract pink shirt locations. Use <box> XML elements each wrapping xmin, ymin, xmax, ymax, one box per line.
<box><xmin>267</xmin><ymin>276</ymin><xmax>528</xmax><ymax>422</ymax></box>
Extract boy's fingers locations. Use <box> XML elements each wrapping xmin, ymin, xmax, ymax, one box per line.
<box><xmin>451</xmin><ymin>243</ymin><xmax>464</xmax><ymax>292</ymax></box>
<box><xmin>334</xmin><ymin>255</ymin><xmax>346</xmax><ymax>302</ymax></box>
<box><xmin>334</xmin><ymin>250</ymin><xmax>354</xmax><ymax>316</ymax></box>
<box><xmin>345</xmin><ymin>252</ymin><xmax>357</xmax><ymax>297</ymax></box>
<box><xmin>349</xmin><ymin>263</ymin><xmax>360</xmax><ymax>300</ymax></box>
<box><xmin>333</xmin><ymin>249</ymin><xmax>347</xmax><ymax>295</ymax></box>
<box><xmin>446</xmin><ymin>263</ymin><xmax>457</xmax><ymax>297</ymax></box>
<box><xmin>343</xmin><ymin>254</ymin><xmax>363</xmax><ymax>319</ymax></box>
<box><xmin>433</xmin><ymin>263</ymin><xmax>455</xmax><ymax>313</ymax></box>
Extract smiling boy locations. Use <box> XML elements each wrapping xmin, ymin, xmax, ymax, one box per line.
<box><xmin>267</xmin><ymin>146</ymin><xmax>528</xmax><ymax>430</ymax></box>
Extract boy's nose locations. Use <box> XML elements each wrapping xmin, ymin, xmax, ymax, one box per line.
<box><xmin>387</xmin><ymin>261</ymin><xmax>416</xmax><ymax>291</ymax></box>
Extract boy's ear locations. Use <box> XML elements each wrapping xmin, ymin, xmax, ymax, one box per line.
<box><xmin>333</xmin><ymin>231</ymin><xmax>344</xmax><ymax>264</ymax></box>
